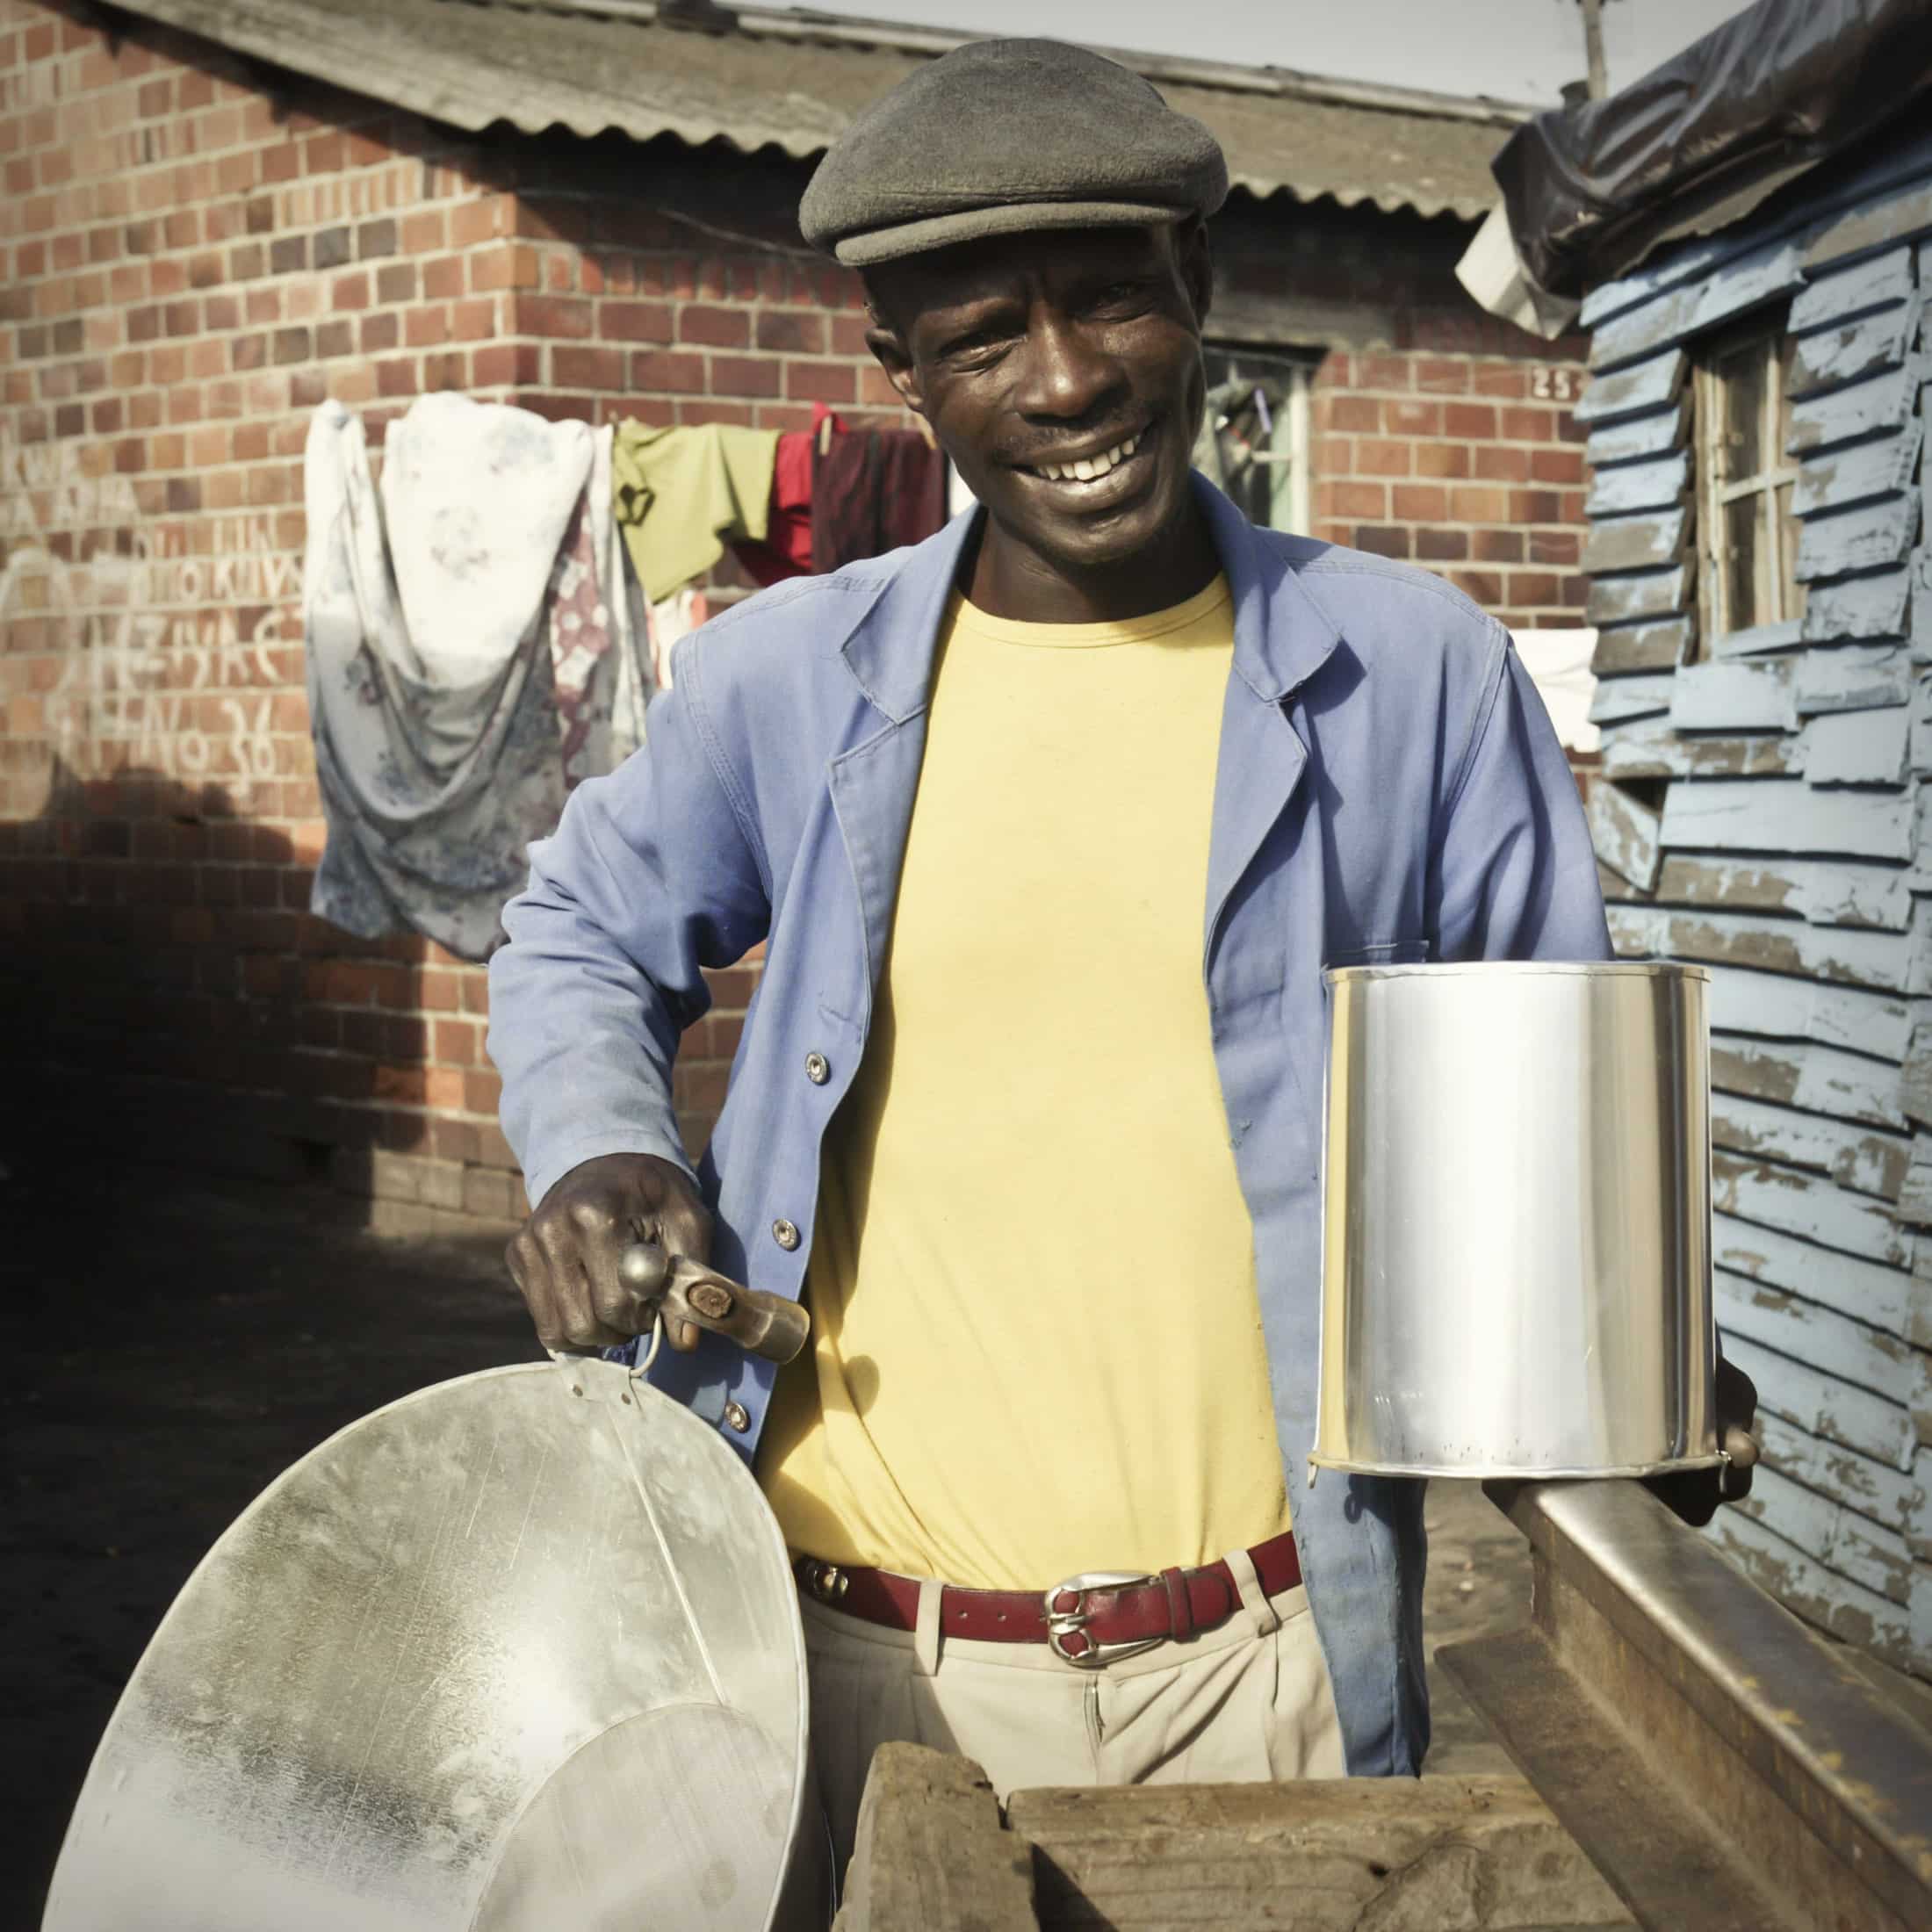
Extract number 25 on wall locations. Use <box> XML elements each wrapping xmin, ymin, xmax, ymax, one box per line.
<box><xmin>1530</xmin><ymin>366</ymin><xmax>1580</xmax><ymax>402</ymax></box>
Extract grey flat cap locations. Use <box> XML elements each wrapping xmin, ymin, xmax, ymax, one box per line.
<box><xmin>800</xmin><ymin>39</ymin><xmax>1229</xmax><ymax>266</ymax></box>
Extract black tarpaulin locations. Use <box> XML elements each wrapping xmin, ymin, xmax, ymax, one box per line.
<box><xmin>1493</xmin><ymin>0</ymin><xmax>1932</xmax><ymax>299</ymax></box>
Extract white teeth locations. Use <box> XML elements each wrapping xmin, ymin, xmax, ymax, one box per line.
<box><xmin>1035</xmin><ymin>430</ymin><xmax>1142</xmax><ymax>482</ymax></box>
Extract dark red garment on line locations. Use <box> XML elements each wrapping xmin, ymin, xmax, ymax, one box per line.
<box><xmin>811</xmin><ymin>429</ymin><xmax>948</xmax><ymax>574</ymax></box>
<box><xmin>732</xmin><ymin>419</ymin><xmax>948</xmax><ymax>586</ymax></box>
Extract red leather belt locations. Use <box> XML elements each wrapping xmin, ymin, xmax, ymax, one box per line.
<box><xmin>794</xmin><ymin>1530</ymin><xmax>1301</xmax><ymax>1668</ymax></box>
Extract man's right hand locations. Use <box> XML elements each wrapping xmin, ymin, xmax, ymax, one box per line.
<box><xmin>507</xmin><ymin>1151</ymin><xmax>713</xmax><ymax>1354</ymax></box>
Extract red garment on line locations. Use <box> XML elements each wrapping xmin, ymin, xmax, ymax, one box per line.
<box><xmin>733</xmin><ymin>406</ymin><xmax>948</xmax><ymax>585</ymax></box>
<box><xmin>732</xmin><ymin>429</ymin><xmax>816</xmax><ymax>587</ymax></box>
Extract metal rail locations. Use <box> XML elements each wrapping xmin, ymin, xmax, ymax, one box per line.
<box><xmin>1438</xmin><ymin>1479</ymin><xmax>1932</xmax><ymax>1932</ymax></box>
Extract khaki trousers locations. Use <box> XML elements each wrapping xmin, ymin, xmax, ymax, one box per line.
<box><xmin>800</xmin><ymin>1550</ymin><xmax>1344</xmax><ymax>1872</ymax></box>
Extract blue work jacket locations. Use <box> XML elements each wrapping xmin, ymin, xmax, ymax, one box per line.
<box><xmin>488</xmin><ymin>476</ymin><xmax>1611</xmax><ymax>1776</ymax></box>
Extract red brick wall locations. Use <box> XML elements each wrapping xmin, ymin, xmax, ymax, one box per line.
<box><xmin>1</xmin><ymin>0</ymin><xmax>1590</xmax><ymax>1219</ymax></box>
<box><xmin>1310</xmin><ymin>346</ymin><xmax>1588</xmax><ymax>630</ymax></box>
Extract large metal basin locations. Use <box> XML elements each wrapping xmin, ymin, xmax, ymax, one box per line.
<box><xmin>1310</xmin><ymin>961</ymin><xmax>1718</xmax><ymax>1480</ymax></box>
<box><xmin>44</xmin><ymin>1356</ymin><xmax>820</xmax><ymax>1930</ymax></box>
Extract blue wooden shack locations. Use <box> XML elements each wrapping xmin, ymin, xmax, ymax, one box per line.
<box><xmin>1466</xmin><ymin>0</ymin><xmax>1932</xmax><ymax>1676</ymax></box>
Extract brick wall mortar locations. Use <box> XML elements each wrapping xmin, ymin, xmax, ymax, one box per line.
<box><xmin>1308</xmin><ymin>350</ymin><xmax>1589</xmax><ymax>631</ymax></box>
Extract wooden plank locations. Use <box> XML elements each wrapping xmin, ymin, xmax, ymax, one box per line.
<box><xmin>1899</xmin><ymin>1134</ymin><xmax>1932</xmax><ymax>1228</ymax></box>
<box><xmin>1910</xmin><ymin>898</ymin><xmax>1932</xmax><ymax>998</ymax></box>
<box><xmin>1792</xmin><ymin>422</ymin><xmax>1923</xmax><ymax>518</ymax></box>
<box><xmin>1590</xmin><ymin>238</ymin><xmax>1804</xmax><ymax>372</ymax></box>
<box><xmin>1590</xmin><ymin>282</ymin><xmax>1704</xmax><ymax>375</ymax></box>
<box><xmin>1716</xmin><ymin>1212</ymin><xmax>1922</xmax><ymax>1341</ymax></box>
<box><xmin>1588</xmin><ymin>780</ymin><xmax>1662</xmax><ymax>890</ymax></box>
<box><xmin>1589</xmin><ymin>672</ymin><xmax>1676</xmax><ymax>724</ymax></box>
<box><xmin>1655</xmin><ymin>854</ymin><xmax>1911</xmax><ymax>932</ymax></box>
<box><xmin>1914</xmin><ymin>675</ymin><xmax>1932</xmax><ymax>778</ymax></box>
<box><xmin>1582</xmin><ymin>508</ymin><xmax>1687</xmax><ymax>575</ymax></box>
<box><xmin>1713</xmin><ymin>616</ymin><xmax>1805</xmax><ymax>660</ymax></box>
<box><xmin>1712</xmin><ymin>1093</ymin><xmax>1909</xmax><ymax>1201</ymax></box>
<box><xmin>1788</xmin><ymin>295</ymin><xmax>1921</xmax><ymax>400</ymax></box>
<box><xmin>836</xmin><ymin>1746</ymin><xmax>1037</xmax><ymax>1932</ymax></box>
<box><xmin>1909</xmin><ymin>788</ymin><xmax>1932</xmax><ymax>890</ymax></box>
<box><xmin>1587</xmin><ymin>566</ymin><xmax>1690</xmax><ymax>627</ymax></box>
<box><xmin>1712</xmin><ymin>1510</ymin><xmax>1922</xmax><ymax>1676</ymax></box>
<box><xmin>1610</xmin><ymin>904</ymin><xmax>1911</xmax><ymax>992</ymax></box>
<box><xmin>1806</xmin><ymin>177</ymin><xmax>1932</xmax><ymax>276</ymax></box>
<box><xmin>1900</xmin><ymin>1023</ymin><xmax>1932</xmax><ymax>1131</ymax></box>
<box><xmin>1656</xmin><ymin>777</ymin><xmax>1914</xmax><ymax>860</ymax></box>
<box><xmin>1586</xmin><ymin>398</ymin><xmax>1690</xmax><ymax>471</ymax></box>
<box><xmin>1753</xmin><ymin>1407</ymin><xmax>1925</xmax><ymax>1543</ymax></box>
<box><xmin>1703</xmin><ymin>964</ymin><xmax>1912</xmax><ymax>1062</ymax></box>
<box><xmin>1721</xmin><ymin>1326</ymin><xmax>1917</xmax><ymax>1471</ymax></box>
<box><xmin>1789</xmin><ymin>366</ymin><xmax>1916</xmax><ymax>455</ymax></box>
<box><xmin>1585</xmin><ymin>450</ymin><xmax>1690</xmax><ymax>518</ymax></box>
<box><xmin>1601</xmin><ymin>727</ymin><xmax>1798</xmax><ymax>779</ymax></box>
<box><xmin>1573</xmin><ymin>347</ymin><xmax>1685</xmax><ymax>423</ymax></box>
<box><xmin>1597</xmin><ymin>857</ymin><xmax>1650</xmax><ymax>904</ymax></box>
<box><xmin>1713</xmin><ymin>1033</ymin><xmax>1908</xmax><ymax>1130</ymax></box>
<box><xmin>1788</xmin><ymin>247</ymin><xmax>1916</xmax><ymax>335</ymax></box>
<box><xmin>1719</xmin><ymin>1280</ymin><xmax>1926</xmax><ymax>1462</ymax></box>
<box><xmin>1794</xmin><ymin>498</ymin><xmax>1921</xmax><ymax>582</ymax></box>
<box><xmin>1580</xmin><ymin>136</ymin><xmax>1932</xmax><ymax>329</ymax></box>
<box><xmin>1007</xmin><ymin>1778</ymin><xmax>1636</xmax><ymax>1932</ymax></box>
<box><xmin>1731</xmin><ymin>1460</ymin><xmax>1918</xmax><ymax>1608</ymax></box>
<box><xmin>1792</xmin><ymin>642</ymin><xmax>1914</xmax><ymax>715</ymax></box>
<box><xmin>1592</xmin><ymin>616</ymin><xmax>1690</xmax><ymax>675</ymax></box>
<box><xmin>1668</xmin><ymin>660</ymin><xmax>1794</xmax><ymax>732</ymax></box>
<box><xmin>1802</xmin><ymin>566</ymin><xmax>1911</xmax><ymax>643</ymax></box>
<box><xmin>1805</xmin><ymin>706</ymin><xmax>1909</xmax><ymax>787</ymax></box>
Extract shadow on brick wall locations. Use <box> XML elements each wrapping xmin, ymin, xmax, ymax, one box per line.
<box><xmin>0</xmin><ymin>754</ymin><xmax>525</xmax><ymax>1222</ymax></box>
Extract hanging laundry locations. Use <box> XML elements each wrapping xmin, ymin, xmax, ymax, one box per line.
<box><xmin>731</xmin><ymin>429</ymin><xmax>816</xmax><ymax>588</ymax></box>
<box><xmin>302</xmin><ymin>393</ymin><xmax>652</xmax><ymax>962</ymax></box>
<box><xmin>646</xmin><ymin>587</ymin><xmax>710</xmax><ymax>692</ymax></box>
<box><xmin>811</xmin><ymin>422</ymin><xmax>948</xmax><ymax>573</ymax></box>
<box><xmin>549</xmin><ymin>427</ymin><xmax>650</xmax><ymax>788</ymax></box>
<box><xmin>610</xmin><ymin>421</ymin><xmax>780</xmax><ymax>602</ymax></box>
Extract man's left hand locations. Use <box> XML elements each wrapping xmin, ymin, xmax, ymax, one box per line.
<box><xmin>1646</xmin><ymin>1352</ymin><xmax>1759</xmax><ymax>1528</ymax></box>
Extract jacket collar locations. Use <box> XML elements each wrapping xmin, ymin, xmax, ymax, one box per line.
<box><xmin>828</xmin><ymin>472</ymin><xmax>1344</xmax><ymax>724</ymax></box>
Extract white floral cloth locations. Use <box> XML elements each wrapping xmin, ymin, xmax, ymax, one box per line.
<box><xmin>302</xmin><ymin>394</ymin><xmax>651</xmax><ymax>961</ymax></box>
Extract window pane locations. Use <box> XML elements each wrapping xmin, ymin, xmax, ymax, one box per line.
<box><xmin>1724</xmin><ymin>492</ymin><xmax>1766</xmax><ymax>631</ymax></box>
<box><xmin>1196</xmin><ymin>350</ymin><xmax>1314</xmax><ymax>534</ymax></box>
<box><xmin>1717</xmin><ymin>341</ymin><xmax>1768</xmax><ymax>480</ymax></box>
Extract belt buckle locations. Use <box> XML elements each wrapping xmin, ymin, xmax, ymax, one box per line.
<box><xmin>1043</xmin><ymin>1569</ymin><xmax>1162</xmax><ymax>1669</ymax></box>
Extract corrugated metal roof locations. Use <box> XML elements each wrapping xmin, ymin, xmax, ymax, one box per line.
<box><xmin>112</xmin><ymin>0</ymin><xmax>1525</xmax><ymax>222</ymax></box>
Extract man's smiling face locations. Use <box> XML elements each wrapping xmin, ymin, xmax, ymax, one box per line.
<box><xmin>864</xmin><ymin>222</ymin><xmax>1212</xmax><ymax>583</ymax></box>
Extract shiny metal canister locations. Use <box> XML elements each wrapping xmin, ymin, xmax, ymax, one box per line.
<box><xmin>1310</xmin><ymin>961</ymin><xmax>1719</xmax><ymax>1480</ymax></box>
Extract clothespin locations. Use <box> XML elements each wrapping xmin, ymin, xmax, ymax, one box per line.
<box><xmin>816</xmin><ymin>413</ymin><xmax>834</xmax><ymax>458</ymax></box>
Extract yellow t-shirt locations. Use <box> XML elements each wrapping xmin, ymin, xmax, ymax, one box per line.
<box><xmin>757</xmin><ymin>575</ymin><xmax>1293</xmax><ymax>1590</ymax></box>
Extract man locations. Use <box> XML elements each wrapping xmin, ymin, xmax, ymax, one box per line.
<box><xmin>488</xmin><ymin>37</ymin><xmax>1755</xmax><ymax>1864</ymax></box>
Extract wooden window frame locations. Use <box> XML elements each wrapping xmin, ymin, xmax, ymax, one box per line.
<box><xmin>1693</xmin><ymin>314</ymin><xmax>1802</xmax><ymax>650</ymax></box>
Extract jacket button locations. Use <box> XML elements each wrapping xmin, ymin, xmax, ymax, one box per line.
<box><xmin>804</xmin><ymin>1051</ymin><xmax>830</xmax><ymax>1085</ymax></box>
<box><xmin>772</xmin><ymin>1218</ymin><xmax>800</xmax><ymax>1251</ymax></box>
<box><xmin>724</xmin><ymin>1400</ymin><xmax>751</xmax><ymax>1433</ymax></box>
